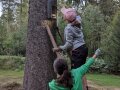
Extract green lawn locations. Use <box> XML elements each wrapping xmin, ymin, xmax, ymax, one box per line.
<box><xmin>86</xmin><ymin>73</ymin><xmax>120</xmax><ymax>87</ymax></box>
<box><xmin>0</xmin><ymin>70</ymin><xmax>23</xmax><ymax>78</ymax></box>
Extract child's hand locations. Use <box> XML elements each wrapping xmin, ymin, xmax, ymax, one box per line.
<box><xmin>53</xmin><ymin>47</ymin><xmax>62</xmax><ymax>52</ymax></box>
<box><xmin>94</xmin><ymin>48</ymin><xmax>101</xmax><ymax>57</ymax></box>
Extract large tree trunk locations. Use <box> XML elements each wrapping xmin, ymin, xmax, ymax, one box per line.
<box><xmin>23</xmin><ymin>0</ymin><xmax>57</xmax><ymax>90</ymax></box>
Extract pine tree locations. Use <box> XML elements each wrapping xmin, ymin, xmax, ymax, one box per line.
<box><xmin>101</xmin><ymin>11</ymin><xmax>120</xmax><ymax>73</ymax></box>
<box><xmin>82</xmin><ymin>5</ymin><xmax>106</xmax><ymax>55</ymax></box>
<box><xmin>99</xmin><ymin>0</ymin><xmax>119</xmax><ymax>21</ymax></box>
<box><xmin>23</xmin><ymin>0</ymin><xmax>56</xmax><ymax>89</ymax></box>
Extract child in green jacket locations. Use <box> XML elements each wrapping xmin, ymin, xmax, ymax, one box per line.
<box><xmin>49</xmin><ymin>49</ymin><xmax>101</xmax><ymax>90</ymax></box>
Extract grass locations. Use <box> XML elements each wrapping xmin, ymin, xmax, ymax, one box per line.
<box><xmin>0</xmin><ymin>70</ymin><xmax>24</xmax><ymax>78</ymax></box>
<box><xmin>0</xmin><ymin>55</ymin><xmax>25</xmax><ymax>60</ymax></box>
<box><xmin>0</xmin><ymin>70</ymin><xmax>24</xmax><ymax>86</ymax></box>
<box><xmin>86</xmin><ymin>73</ymin><xmax>120</xmax><ymax>87</ymax></box>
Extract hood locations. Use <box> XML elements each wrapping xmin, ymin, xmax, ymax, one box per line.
<box><xmin>49</xmin><ymin>80</ymin><xmax>70</xmax><ymax>90</ymax></box>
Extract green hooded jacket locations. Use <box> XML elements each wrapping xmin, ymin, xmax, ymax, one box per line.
<box><xmin>49</xmin><ymin>58</ymin><xmax>94</xmax><ymax>90</ymax></box>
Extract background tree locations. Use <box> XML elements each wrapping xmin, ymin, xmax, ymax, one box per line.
<box><xmin>101</xmin><ymin>11</ymin><xmax>120</xmax><ymax>73</ymax></box>
<box><xmin>23</xmin><ymin>0</ymin><xmax>57</xmax><ymax>90</ymax></box>
<box><xmin>0</xmin><ymin>18</ymin><xmax>7</xmax><ymax>54</ymax></box>
<box><xmin>82</xmin><ymin>5</ymin><xmax>106</xmax><ymax>55</ymax></box>
<box><xmin>100</xmin><ymin>0</ymin><xmax>118</xmax><ymax>17</ymax></box>
<box><xmin>0</xmin><ymin>0</ymin><xmax>28</xmax><ymax>56</ymax></box>
<box><xmin>99</xmin><ymin>0</ymin><xmax>120</xmax><ymax>23</ymax></box>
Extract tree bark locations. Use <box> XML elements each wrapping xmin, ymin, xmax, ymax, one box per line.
<box><xmin>23</xmin><ymin>0</ymin><xmax>57</xmax><ymax>90</ymax></box>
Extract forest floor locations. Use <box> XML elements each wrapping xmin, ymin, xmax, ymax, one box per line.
<box><xmin>87</xmin><ymin>73</ymin><xmax>120</xmax><ymax>90</ymax></box>
<box><xmin>88</xmin><ymin>80</ymin><xmax>120</xmax><ymax>90</ymax></box>
<box><xmin>0</xmin><ymin>70</ymin><xmax>120</xmax><ymax>90</ymax></box>
<box><xmin>0</xmin><ymin>70</ymin><xmax>23</xmax><ymax>90</ymax></box>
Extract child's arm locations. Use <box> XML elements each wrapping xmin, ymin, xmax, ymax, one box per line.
<box><xmin>53</xmin><ymin>28</ymin><xmax>74</xmax><ymax>52</ymax></box>
<box><xmin>75</xmin><ymin>49</ymin><xmax>101</xmax><ymax>76</ymax></box>
<box><xmin>59</xmin><ymin>29</ymin><xmax>73</xmax><ymax>50</ymax></box>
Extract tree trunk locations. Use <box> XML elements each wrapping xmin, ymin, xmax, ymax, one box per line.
<box><xmin>23</xmin><ymin>0</ymin><xmax>57</xmax><ymax>90</ymax></box>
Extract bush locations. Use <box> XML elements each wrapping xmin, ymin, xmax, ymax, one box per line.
<box><xmin>0</xmin><ymin>56</ymin><xmax>25</xmax><ymax>70</ymax></box>
<box><xmin>89</xmin><ymin>58</ymin><xmax>120</xmax><ymax>74</ymax></box>
<box><xmin>0</xmin><ymin>24</ymin><xmax>27</xmax><ymax>56</ymax></box>
<box><xmin>89</xmin><ymin>58</ymin><xmax>107</xmax><ymax>73</ymax></box>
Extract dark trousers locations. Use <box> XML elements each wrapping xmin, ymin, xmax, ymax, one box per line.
<box><xmin>71</xmin><ymin>44</ymin><xmax>88</xmax><ymax>69</ymax></box>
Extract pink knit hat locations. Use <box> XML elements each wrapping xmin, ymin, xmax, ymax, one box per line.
<box><xmin>61</xmin><ymin>7</ymin><xmax>77</xmax><ymax>22</ymax></box>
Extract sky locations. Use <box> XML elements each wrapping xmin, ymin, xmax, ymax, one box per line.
<box><xmin>0</xmin><ymin>2</ymin><xmax>2</xmax><ymax>17</ymax></box>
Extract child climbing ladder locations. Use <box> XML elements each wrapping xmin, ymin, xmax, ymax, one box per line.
<box><xmin>53</xmin><ymin>7</ymin><xmax>88</xmax><ymax>90</ymax></box>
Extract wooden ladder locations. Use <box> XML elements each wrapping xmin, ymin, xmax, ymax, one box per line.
<box><xmin>46</xmin><ymin>25</ymin><xmax>61</xmax><ymax>58</ymax></box>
